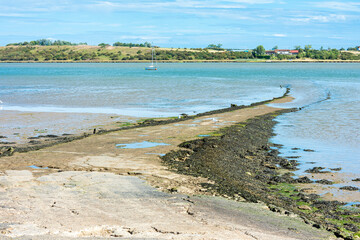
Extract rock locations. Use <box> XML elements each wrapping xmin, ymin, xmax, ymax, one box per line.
<box><xmin>268</xmin><ymin>204</ymin><xmax>286</xmax><ymax>214</ymax></box>
<box><xmin>45</xmin><ymin>134</ymin><xmax>59</xmax><ymax>138</ymax></box>
<box><xmin>139</xmin><ymin>119</ymin><xmax>157</xmax><ymax>125</ymax></box>
<box><xmin>300</xmin><ymin>188</ymin><xmax>314</xmax><ymax>193</ymax></box>
<box><xmin>1</xmin><ymin>142</ymin><xmax>16</xmax><ymax>145</ymax></box>
<box><xmin>298</xmin><ymin>205</ymin><xmax>312</xmax><ymax>211</ymax></box>
<box><xmin>315</xmin><ymin>179</ymin><xmax>333</xmax><ymax>185</ymax></box>
<box><xmin>303</xmin><ymin>149</ymin><xmax>315</xmax><ymax>152</ymax></box>
<box><xmin>263</xmin><ymin>163</ymin><xmax>278</xmax><ymax>169</ymax></box>
<box><xmin>344</xmin><ymin>223</ymin><xmax>359</xmax><ymax>232</ymax></box>
<box><xmin>293</xmin><ymin>176</ymin><xmax>313</xmax><ymax>183</ymax></box>
<box><xmin>329</xmin><ymin>167</ymin><xmax>342</xmax><ymax>171</ymax></box>
<box><xmin>339</xmin><ymin>186</ymin><xmax>359</xmax><ymax>191</ymax></box>
<box><xmin>28</xmin><ymin>136</ymin><xmax>40</xmax><ymax>139</ymax></box>
<box><xmin>272</xmin><ymin>143</ymin><xmax>283</xmax><ymax>148</ymax></box>
<box><xmin>2</xmin><ymin>147</ymin><xmax>15</xmax><ymax>156</ymax></box>
<box><xmin>352</xmin><ymin>178</ymin><xmax>360</xmax><ymax>182</ymax></box>
<box><xmin>268</xmin><ymin>176</ymin><xmax>284</xmax><ymax>184</ymax></box>
<box><xmin>305</xmin><ymin>167</ymin><xmax>330</xmax><ymax>173</ymax></box>
<box><xmin>168</xmin><ymin>187</ymin><xmax>178</xmax><ymax>193</ymax></box>
<box><xmin>312</xmin><ymin>223</ymin><xmax>321</xmax><ymax>229</ymax></box>
<box><xmin>312</xmin><ymin>200</ymin><xmax>344</xmax><ymax>210</ymax></box>
<box><xmin>230</xmin><ymin>104</ymin><xmax>237</xmax><ymax>107</ymax></box>
<box><xmin>296</xmin><ymin>193</ymin><xmax>319</xmax><ymax>202</ymax></box>
<box><xmin>179</xmin><ymin>113</ymin><xmax>188</xmax><ymax>119</ymax></box>
<box><xmin>0</xmin><ymin>136</ymin><xmax>7</xmax><ymax>138</ymax></box>
<box><xmin>279</xmin><ymin>159</ymin><xmax>291</xmax><ymax>169</ymax></box>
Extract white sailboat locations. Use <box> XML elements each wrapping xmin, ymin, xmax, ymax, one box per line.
<box><xmin>145</xmin><ymin>47</ymin><xmax>157</xmax><ymax>70</ymax></box>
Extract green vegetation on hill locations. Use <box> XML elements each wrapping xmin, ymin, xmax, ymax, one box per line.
<box><xmin>6</xmin><ymin>39</ymin><xmax>87</xmax><ymax>46</ymax></box>
<box><xmin>0</xmin><ymin>45</ymin><xmax>253</xmax><ymax>61</ymax></box>
<box><xmin>113</xmin><ymin>41</ymin><xmax>152</xmax><ymax>48</ymax></box>
<box><xmin>0</xmin><ymin>42</ymin><xmax>359</xmax><ymax>62</ymax></box>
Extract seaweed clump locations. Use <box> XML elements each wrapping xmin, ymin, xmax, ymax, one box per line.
<box><xmin>161</xmin><ymin>109</ymin><xmax>360</xmax><ymax>239</ymax></box>
<box><xmin>162</xmin><ymin>109</ymin><xmax>298</xmax><ymax>205</ymax></box>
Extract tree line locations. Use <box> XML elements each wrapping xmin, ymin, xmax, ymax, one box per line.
<box><xmin>0</xmin><ymin>44</ymin><xmax>359</xmax><ymax>61</ymax></box>
<box><xmin>6</xmin><ymin>39</ymin><xmax>154</xmax><ymax>48</ymax></box>
<box><xmin>252</xmin><ymin>45</ymin><xmax>360</xmax><ymax>60</ymax></box>
<box><xmin>6</xmin><ymin>39</ymin><xmax>88</xmax><ymax>46</ymax></box>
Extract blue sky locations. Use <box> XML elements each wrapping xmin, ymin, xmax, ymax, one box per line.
<box><xmin>0</xmin><ymin>0</ymin><xmax>359</xmax><ymax>49</ymax></box>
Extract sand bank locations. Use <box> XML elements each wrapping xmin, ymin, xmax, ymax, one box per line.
<box><xmin>0</xmin><ymin>110</ymin><xmax>136</xmax><ymax>146</ymax></box>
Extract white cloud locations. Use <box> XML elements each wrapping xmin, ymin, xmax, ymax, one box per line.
<box><xmin>315</xmin><ymin>1</ymin><xmax>360</xmax><ymax>12</ymax></box>
<box><xmin>291</xmin><ymin>14</ymin><xmax>347</xmax><ymax>23</ymax></box>
<box><xmin>184</xmin><ymin>9</ymin><xmax>250</xmax><ymax>20</ymax></box>
<box><xmin>88</xmin><ymin>0</ymin><xmax>274</xmax><ymax>11</ymax></box>
<box><xmin>272</xmin><ymin>33</ymin><xmax>287</xmax><ymax>37</ymax></box>
<box><xmin>225</xmin><ymin>0</ymin><xmax>274</xmax><ymax>3</ymax></box>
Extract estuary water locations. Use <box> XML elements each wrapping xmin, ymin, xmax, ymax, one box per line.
<box><xmin>0</xmin><ymin>62</ymin><xmax>359</xmax><ymax>178</ymax></box>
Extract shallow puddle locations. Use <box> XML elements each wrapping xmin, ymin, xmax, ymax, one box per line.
<box><xmin>145</xmin><ymin>153</ymin><xmax>166</xmax><ymax>156</ymax></box>
<box><xmin>193</xmin><ymin>117</ymin><xmax>220</xmax><ymax>123</ymax></box>
<box><xmin>28</xmin><ymin>165</ymin><xmax>48</xmax><ymax>169</ymax></box>
<box><xmin>173</xmin><ymin>124</ymin><xmax>198</xmax><ymax>127</ymax></box>
<box><xmin>345</xmin><ymin>202</ymin><xmax>360</xmax><ymax>207</ymax></box>
<box><xmin>215</xmin><ymin>120</ymin><xmax>236</xmax><ymax>126</ymax></box>
<box><xmin>116</xmin><ymin>141</ymin><xmax>170</xmax><ymax>149</ymax></box>
<box><xmin>197</xmin><ymin>134</ymin><xmax>210</xmax><ymax>137</ymax></box>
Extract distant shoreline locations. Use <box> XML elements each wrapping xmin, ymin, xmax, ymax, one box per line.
<box><xmin>1</xmin><ymin>60</ymin><xmax>360</xmax><ymax>63</ymax></box>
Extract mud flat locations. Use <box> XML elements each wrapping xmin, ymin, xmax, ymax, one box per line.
<box><xmin>0</xmin><ymin>110</ymin><xmax>136</xmax><ymax>147</ymax></box>
<box><xmin>0</xmin><ymin>93</ymin><xmax>338</xmax><ymax>239</ymax></box>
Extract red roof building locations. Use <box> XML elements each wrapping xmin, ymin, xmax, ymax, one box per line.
<box><xmin>266</xmin><ymin>49</ymin><xmax>299</xmax><ymax>55</ymax></box>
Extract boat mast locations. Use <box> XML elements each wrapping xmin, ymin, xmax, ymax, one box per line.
<box><xmin>151</xmin><ymin>48</ymin><xmax>154</xmax><ymax>66</ymax></box>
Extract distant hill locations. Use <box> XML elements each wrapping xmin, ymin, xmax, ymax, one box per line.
<box><xmin>0</xmin><ymin>45</ymin><xmax>253</xmax><ymax>62</ymax></box>
<box><xmin>0</xmin><ymin>45</ymin><xmax>359</xmax><ymax>62</ymax></box>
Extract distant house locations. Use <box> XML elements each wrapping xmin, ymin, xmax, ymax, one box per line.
<box><xmin>289</xmin><ymin>50</ymin><xmax>299</xmax><ymax>55</ymax></box>
<box><xmin>276</xmin><ymin>49</ymin><xmax>291</xmax><ymax>55</ymax></box>
<box><xmin>265</xmin><ymin>50</ymin><xmax>276</xmax><ymax>55</ymax></box>
<box><xmin>266</xmin><ymin>49</ymin><xmax>298</xmax><ymax>55</ymax></box>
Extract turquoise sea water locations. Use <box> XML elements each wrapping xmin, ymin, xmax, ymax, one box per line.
<box><xmin>0</xmin><ymin>63</ymin><xmax>286</xmax><ymax>117</ymax></box>
<box><xmin>0</xmin><ymin>63</ymin><xmax>359</xmax><ymax>178</ymax></box>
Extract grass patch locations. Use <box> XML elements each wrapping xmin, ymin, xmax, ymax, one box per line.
<box><xmin>209</xmin><ymin>132</ymin><xmax>223</xmax><ymax>137</ymax></box>
<box><xmin>270</xmin><ymin>182</ymin><xmax>297</xmax><ymax>197</ymax></box>
<box><xmin>118</xmin><ymin>122</ymin><xmax>132</xmax><ymax>127</ymax></box>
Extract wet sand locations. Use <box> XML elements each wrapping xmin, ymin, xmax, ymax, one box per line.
<box><xmin>0</xmin><ymin>110</ymin><xmax>136</xmax><ymax>146</ymax></box>
<box><xmin>0</xmin><ymin>97</ymin><xmax>337</xmax><ymax>239</ymax></box>
<box><xmin>299</xmin><ymin>171</ymin><xmax>360</xmax><ymax>203</ymax></box>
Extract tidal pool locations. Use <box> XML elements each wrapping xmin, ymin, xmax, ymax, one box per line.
<box><xmin>145</xmin><ymin>153</ymin><xmax>166</xmax><ymax>156</ymax></box>
<box><xmin>116</xmin><ymin>141</ymin><xmax>170</xmax><ymax>149</ymax></box>
<box><xmin>28</xmin><ymin>165</ymin><xmax>48</xmax><ymax>169</ymax></box>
